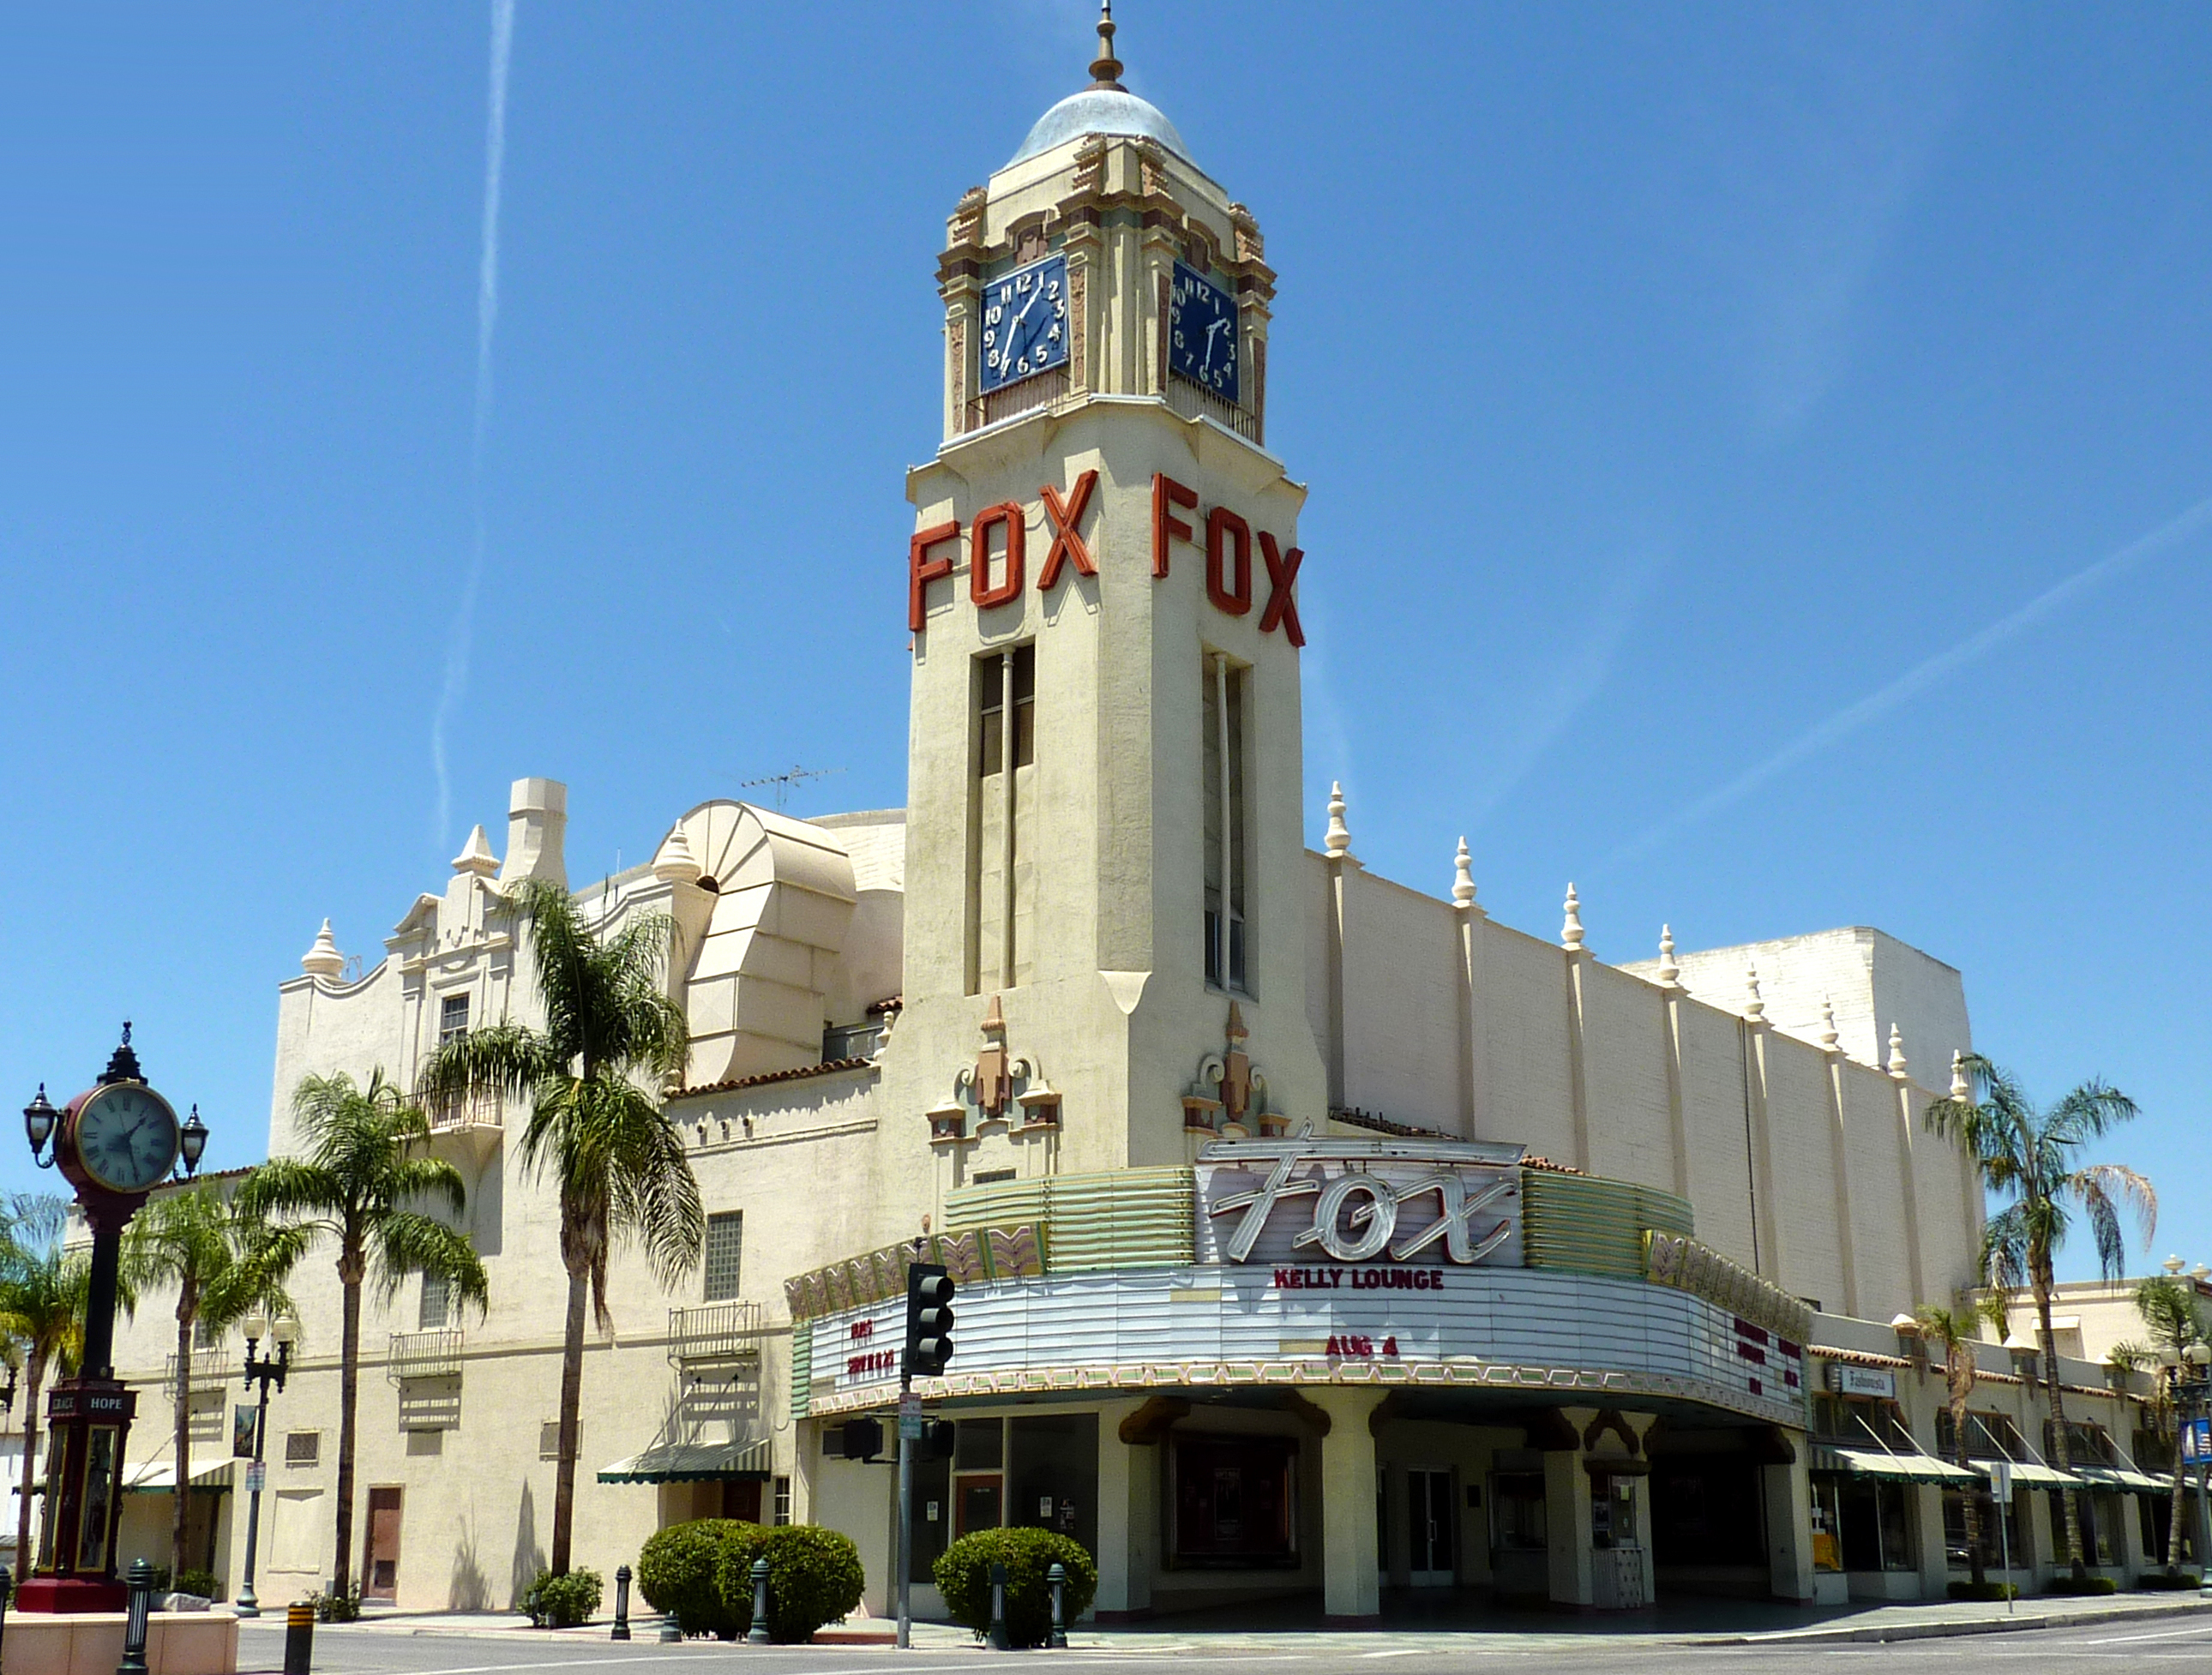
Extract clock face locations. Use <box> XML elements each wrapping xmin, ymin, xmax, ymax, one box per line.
<box><xmin>977</xmin><ymin>253</ymin><xmax>1069</xmax><ymax>393</ymax></box>
<box><xmin>73</xmin><ymin>1083</ymin><xmax>180</xmax><ymax>1195</ymax></box>
<box><xmin>1169</xmin><ymin>261</ymin><xmax>1239</xmax><ymax>402</ymax></box>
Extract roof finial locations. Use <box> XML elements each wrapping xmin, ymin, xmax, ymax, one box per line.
<box><xmin>1560</xmin><ymin>884</ymin><xmax>1585</xmax><ymax>953</ymax></box>
<box><xmin>1886</xmin><ymin>1022</ymin><xmax>1908</xmax><ymax>1080</ymax></box>
<box><xmin>1089</xmin><ymin>1</ymin><xmax>1125</xmax><ymax>89</ymax></box>
<box><xmin>1817</xmin><ymin>994</ymin><xmax>1839</xmax><ymax>1050</ymax></box>
<box><xmin>1655</xmin><ymin>924</ymin><xmax>1680</xmax><ymax>988</ymax></box>
<box><xmin>1324</xmin><ymin>781</ymin><xmax>1352</xmax><ymax>859</ymax></box>
<box><xmin>1452</xmin><ymin>838</ymin><xmax>1477</xmax><ymax>909</ymax></box>
<box><xmin>1742</xmin><ymin>964</ymin><xmax>1764</xmax><ymax>1022</ymax></box>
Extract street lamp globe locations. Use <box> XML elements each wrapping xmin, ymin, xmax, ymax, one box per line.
<box><xmin>178</xmin><ymin>1105</ymin><xmax>209</xmax><ymax>1174</ymax></box>
<box><xmin>243</xmin><ymin>1309</ymin><xmax>270</xmax><ymax>1345</ymax></box>
<box><xmin>2160</xmin><ymin>1346</ymin><xmax>2184</xmax><ymax>1369</ymax></box>
<box><xmin>273</xmin><ymin>1314</ymin><xmax>300</xmax><ymax>1348</ymax></box>
<box><xmin>21</xmin><ymin>1086</ymin><xmax>57</xmax><ymax>1161</ymax></box>
<box><xmin>2187</xmin><ymin>1343</ymin><xmax>2212</xmax><ymax>1370</ymax></box>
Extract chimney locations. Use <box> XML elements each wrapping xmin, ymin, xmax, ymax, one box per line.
<box><xmin>500</xmin><ymin>777</ymin><xmax>568</xmax><ymax>890</ymax></box>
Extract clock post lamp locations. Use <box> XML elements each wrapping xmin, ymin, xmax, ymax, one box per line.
<box><xmin>17</xmin><ymin>1024</ymin><xmax>207</xmax><ymax>1612</ymax></box>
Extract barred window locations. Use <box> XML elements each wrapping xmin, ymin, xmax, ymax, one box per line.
<box><xmin>419</xmin><ymin>1273</ymin><xmax>450</xmax><ymax>1330</ymax></box>
<box><xmin>285</xmin><ymin>1431</ymin><xmax>321</xmax><ymax>1467</ymax></box>
<box><xmin>439</xmin><ymin>994</ymin><xmax>470</xmax><ymax>1045</ymax></box>
<box><xmin>773</xmin><ymin>1476</ymin><xmax>792</xmax><ymax>1526</ymax></box>
<box><xmin>704</xmin><ymin>1212</ymin><xmax>743</xmax><ymax>1302</ymax></box>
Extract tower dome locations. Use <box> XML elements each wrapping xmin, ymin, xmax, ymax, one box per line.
<box><xmin>1006</xmin><ymin>3</ymin><xmax>1193</xmax><ymax>170</ymax></box>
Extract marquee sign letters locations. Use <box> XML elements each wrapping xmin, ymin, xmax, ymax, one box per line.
<box><xmin>1194</xmin><ymin>1133</ymin><xmax>1524</xmax><ymax>1269</ymax></box>
<box><xmin>905</xmin><ymin>470</ymin><xmax>1302</xmax><ymax>645</ymax></box>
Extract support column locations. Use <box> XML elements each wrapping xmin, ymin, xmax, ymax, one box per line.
<box><xmin>1886</xmin><ymin>1027</ymin><xmax>1929</xmax><ymax>1312</ymax></box>
<box><xmin>1322</xmin><ymin>784</ymin><xmax>1356</xmax><ymax>1112</ymax></box>
<box><xmin>1310</xmin><ymin>1386</ymin><xmax>1386</xmax><ymax>1623</ymax></box>
<box><xmin>1655</xmin><ymin>928</ymin><xmax>1691</xmax><ymax>1200</ymax></box>
<box><xmin>1741</xmin><ymin>973</ymin><xmax>1783</xmax><ymax>1282</ymax></box>
<box><xmin>1816</xmin><ymin>1000</ymin><xmax>1861</xmax><ymax>1319</ymax></box>
<box><xmin>1763</xmin><ymin>1449</ymin><xmax>1815</xmax><ymax>1602</ymax></box>
<box><xmin>1913</xmin><ymin>1481</ymin><xmax>1950</xmax><ymax>1598</ymax></box>
<box><xmin>1452</xmin><ymin>840</ymin><xmax>1488</xmax><ymax>1140</ymax></box>
<box><xmin>1561</xmin><ymin>886</ymin><xmax>1592</xmax><ymax>1174</ymax></box>
<box><xmin>1544</xmin><ymin>1447</ymin><xmax>1593</xmax><ymax>1606</ymax></box>
<box><xmin>1094</xmin><ymin>1398</ymin><xmax>1157</xmax><ymax>1620</ymax></box>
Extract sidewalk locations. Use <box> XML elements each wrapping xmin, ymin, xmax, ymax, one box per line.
<box><xmin>280</xmin><ymin>1588</ymin><xmax>2212</xmax><ymax>1653</ymax></box>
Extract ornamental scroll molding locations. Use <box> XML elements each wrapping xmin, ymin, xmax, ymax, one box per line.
<box><xmin>1184</xmin><ymin>1001</ymin><xmax>1279</xmax><ymax>1135</ymax></box>
<box><xmin>931</xmin><ymin>993</ymin><xmax>1059</xmax><ymax>1145</ymax></box>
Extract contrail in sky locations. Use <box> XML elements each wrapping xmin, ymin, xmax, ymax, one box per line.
<box><xmin>1602</xmin><ymin>489</ymin><xmax>2212</xmax><ymax>873</ymax></box>
<box><xmin>432</xmin><ymin>0</ymin><xmax>516</xmax><ymax>846</ymax></box>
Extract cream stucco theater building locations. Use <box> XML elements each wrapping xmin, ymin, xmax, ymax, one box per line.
<box><xmin>99</xmin><ymin>19</ymin><xmax>2181</xmax><ymax>1623</ymax></box>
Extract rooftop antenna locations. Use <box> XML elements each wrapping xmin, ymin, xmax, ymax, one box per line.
<box><xmin>740</xmin><ymin>764</ymin><xmax>845</xmax><ymax>813</ymax></box>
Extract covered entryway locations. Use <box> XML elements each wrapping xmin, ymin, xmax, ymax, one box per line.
<box><xmin>363</xmin><ymin>1487</ymin><xmax>403</xmax><ymax>1602</ymax></box>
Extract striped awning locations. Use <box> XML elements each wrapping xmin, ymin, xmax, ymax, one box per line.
<box><xmin>1974</xmin><ymin>1459</ymin><xmax>2084</xmax><ymax>1489</ymax></box>
<box><xmin>123</xmin><ymin>1459</ymin><xmax>235</xmax><ymax>1494</ymax></box>
<box><xmin>2077</xmin><ymin>1465</ymin><xmax>2176</xmax><ymax>1495</ymax></box>
<box><xmin>1813</xmin><ymin>1444</ymin><xmax>1976</xmax><ymax>1484</ymax></box>
<box><xmin>597</xmin><ymin>1438</ymin><xmax>772</xmax><ymax>1485</ymax></box>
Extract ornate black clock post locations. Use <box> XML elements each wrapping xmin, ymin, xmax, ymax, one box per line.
<box><xmin>16</xmin><ymin>1026</ymin><xmax>207</xmax><ymax>1612</ymax></box>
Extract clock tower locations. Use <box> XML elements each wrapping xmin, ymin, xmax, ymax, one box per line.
<box><xmin>893</xmin><ymin>6</ymin><xmax>1326</xmax><ymax>1190</ymax></box>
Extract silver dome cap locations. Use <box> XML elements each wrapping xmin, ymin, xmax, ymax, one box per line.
<box><xmin>1007</xmin><ymin>85</ymin><xmax>1193</xmax><ymax>170</ymax></box>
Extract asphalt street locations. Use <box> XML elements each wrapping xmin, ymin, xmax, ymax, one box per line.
<box><xmin>235</xmin><ymin>1616</ymin><xmax>2212</xmax><ymax>1675</ymax></box>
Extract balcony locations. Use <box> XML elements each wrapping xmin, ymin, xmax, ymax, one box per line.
<box><xmin>165</xmin><ymin>1348</ymin><xmax>229</xmax><ymax>1396</ymax></box>
<box><xmin>388</xmin><ymin>1329</ymin><xmax>464</xmax><ymax>1432</ymax></box>
<box><xmin>424</xmin><ymin>1091</ymin><xmax>503</xmax><ymax>1168</ymax></box>
<box><xmin>668</xmin><ymin>1300</ymin><xmax>766</xmax><ymax>1368</ymax></box>
<box><xmin>1165</xmin><ymin>376</ymin><xmax>1261</xmax><ymax>444</ymax></box>
<box><xmin>962</xmin><ymin>366</ymin><xmax>1068</xmax><ymax>433</ymax></box>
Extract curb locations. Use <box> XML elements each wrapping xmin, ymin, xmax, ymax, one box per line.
<box><xmin>1695</xmin><ymin>1596</ymin><xmax>2212</xmax><ymax>1647</ymax></box>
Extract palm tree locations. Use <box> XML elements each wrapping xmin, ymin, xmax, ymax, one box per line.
<box><xmin>121</xmin><ymin>1180</ymin><xmax>310</xmax><ymax>1583</ymax></box>
<box><xmin>237</xmin><ymin>1072</ymin><xmax>488</xmax><ymax>1598</ymax></box>
<box><xmin>0</xmin><ymin>1196</ymin><xmax>89</xmax><ymax>1567</ymax></box>
<box><xmin>2110</xmin><ymin>1274</ymin><xmax>2206</xmax><ymax>1576</ymax></box>
<box><xmin>418</xmin><ymin>879</ymin><xmax>700</xmax><ymax>1576</ymax></box>
<box><xmin>1925</xmin><ymin>1054</ymin><xmax>2155</xmax><ymax>1576</ymax></box>
<box><xmin>1916</xmin><ymin>1296</ymin><xmax>2006</xmax><ymax>1588</ymax></box>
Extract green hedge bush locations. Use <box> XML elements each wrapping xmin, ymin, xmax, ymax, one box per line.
<box><xmin>712</xmin><ymin>1524</ymin><xmax>865</xmax><ymax>1642</ymax></box>
<box><xmin>173</xmin><ymin>1568</ymin><xmax>220</xmax><ymax>1600</ymax></box>
<box><xmin>2139</xmin><ymin>1570</ymin><xmax>2203</xmax><ymax>1590</ymax></box>
<box><xmin>934</xmin><ymin>1528</ymin><xmax>1097</xmax><ymax>1648</ymax></box>
<box><xmin>637</xmin><ymin>1520</ymin><xmax>755</xmax><ymax>1637</ymax></box>
<box><xmin>2044</xmin><ymin>1573</ymin><xmax>2120</xmax><ymax>1595</ymax></box>
<box><xmin>1945</xmin><ymin>1580</ymin><xmax>2018</xmax><ymax>1601</ymax></box>
<box><xmin>521</xmin><ymin>1568</ymin><xmax>604</xmax><ymax>1628</ymax></box>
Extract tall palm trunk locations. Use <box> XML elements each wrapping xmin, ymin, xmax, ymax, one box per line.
<box><xmin>551</xmin><ymin>1264</ymin><xmax>588</xmax><ymax>1576</ymax></box>
<box><xmin>2034</xmin><ymin>1266</ymin><xmax>2086</xmax><ymax>1574</ymax></box>
<box><xmin>1951</xmin><ymin>1388</ymin><xmax>1987</xmax><ymax>1587</ymax></box>
<box><xmin>16</xmin><ymin>1347</ymin><xmax>47</xmax><ymax>1565</ymax></box>
<box><xmin>332</xmin><ymin>1263</ymin><xmax>363</xmax><ymax>1596</ymax></box>
<box><xmin>2167</xmin><ymin>1388</ymin><xmax>2188</xmax><ymax>1574</ymax></box>
<box><xmin>171</xmin><ymin>1303</ymin><xmax>195</xmax><ymax>1582</ymax></box>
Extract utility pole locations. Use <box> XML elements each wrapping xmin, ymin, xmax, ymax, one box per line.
<box><xmin>896</xmin><ymin>1262</ymin><xmax>956</xmax><ymax>1649</ymax></box>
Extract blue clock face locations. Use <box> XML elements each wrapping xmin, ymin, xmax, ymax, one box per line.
<box><xmin>978</xmin><ymin>254</ymin><xmax>1069</xmax><ymax>393</ymax></box>
<box><xmin>1169</xmin><ymin>261</ymin><xmax>1239</xmax><ymax>402</ymax></box>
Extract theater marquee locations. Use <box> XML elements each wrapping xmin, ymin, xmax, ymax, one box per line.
<box><xmin>1195</xmin><ymin>1133</ymin><xmax>1526</xmax><ymax>1268</ymax></box>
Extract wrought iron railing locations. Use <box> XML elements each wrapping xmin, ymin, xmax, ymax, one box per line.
<box><xmin>668</xmin><ymin>1300</ymin><xmax>766</xmax><ymax>1366</ymax></box>
<box><xmin>388</xmin><ymin>1328</ymin><xmax>465</xmax><ymax>1382</ymax></box>
<box><xmin>964</xmin><ymin>366</ymin><xmax>1068</xmax><ymax>432</ymax></box>
<box><xmin>1165</xmin><ymin>376</ymin><xmax>1260</xmax><ymax>443</ymax></box>
<box><xmin>428</xmin><ymin>1091</ymin><xmax>502</xmax><ymax>1133</ymax></box>
<box><xmin>165</xmin><ymin>1349</ymin><xmax>229</xmax><ymax>1396</ymax></box>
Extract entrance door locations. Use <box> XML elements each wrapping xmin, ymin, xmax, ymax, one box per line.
<box><xmin>954</xmin><ymin>1474</ymin><xmax>1002</xmax><ymax>1537</ymax></box>
<box><xmin>1406</xmin><ymin>1468</ymin><xmax>1454</xmax><ymax>1584</ymax></box>
<box><xmin>364</xmin><ymin>1487</ymin><xmax>403</xmax><ymax>1601</ymax></box>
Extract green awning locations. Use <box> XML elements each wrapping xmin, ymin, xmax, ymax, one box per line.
<box><xmin>123</xmin><ymin>1459</ymin><xmax>234</xmax><ymax>1495</ymax></box>
<box><xmin>2077</xmin><ymin>1465</ymin><xmax>2176</xmax><ymax>1495</ymax></box>
<box><xmin>1974</xmin><ymin>1459</ymin><xmax>2083</xmax><ymax>1489</ymax></box>
<box><xmin>597</xmin><ymin>1438</ymin><xmax>772</xmax><ymax>1485</ymax></box>
<box><xmin>1814</xmin><ymin>1445</ymin><xmax>1976</xmax><ymax>1484</ymax></box>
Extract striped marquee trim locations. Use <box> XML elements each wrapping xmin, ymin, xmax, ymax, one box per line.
<box><xmin>804</xmin><ymin>1356</ymin><xmax>1803</xmax><ymax>1430</ymax></box>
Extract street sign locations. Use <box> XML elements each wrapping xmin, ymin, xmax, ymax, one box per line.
<box><xmin>243</xmin><ymin>1461</ymin><xmax>266</xmax><ymax>1494</ymax></box>
<box><xmin>1987</xmin><ymin>1460</ymin><xmax>2013</xmax><ymax>1503</ymax></box>
<box><xmin>898</xmin><ymin>1389</ymin><xmax>923</xmax><ymax>1441</ymax></box>
<box><xmin>2183</xmin><ymin>1417</ymin><xmax>2212</xmax><ymax>1466</ymax></box>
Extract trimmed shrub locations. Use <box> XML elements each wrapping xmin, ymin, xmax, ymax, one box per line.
<box><xmin>174</xmin><ymin>1568</ymin><xmax>221</xmax><ymax>1601</ymax></box>
<box><xmin>2139</xmin><ymin>1570</ymin><xmax>2203</xmax><ymax>1590</ymax></box>
<box><xmin>712</xmin><ymin>1524</ymin><xmax>864</xmax><ymax>1643</ymax></box>
<box><xmin>934</xmin><ymin>1528</ymin><xmax>1097</xmax><ymax>1648</ymax></box>
<box><xmin>1945</xmin><ymin>1580</ymin><xmax>2018</xmax><ymax>1601</ymax></box>
<box><xmin>521</xmin><ymin>1568</ymin><xmax>604</xmax><ymax>1628</ymax></box>
<box><xmin>637</xmin><ymin>1519</ymin><xmax>756</xmax><ymax>1638</ymax></box>
<box><xmin>2044</xmin><ymin>1572</ymin><xmax>2120</xmax><ymax>1595</ymax></box>
<box><xmin>310</xmin><ymin>1583</ymin><xmax>363</xmax><ymax>1623</ymax></box>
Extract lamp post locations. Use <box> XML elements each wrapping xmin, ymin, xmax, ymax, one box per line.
<box><xmin>2173</xmin><ymin>1340</ymin><xmax>2212</xmax><ymax>1594</ymax></box>
<box><xmin>232</xmin><ymin>1311</ymin><xmax>297</xmax><ymax>1618</ymax></box>
<box><xmin>16</xmin><ymin>1026</ymin><xmax>207</xmax><ymax>1612</ymax></box>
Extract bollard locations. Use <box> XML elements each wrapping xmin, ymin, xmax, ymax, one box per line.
<box><xmin>657</xmin><ymin>1601</ymin><xmax>682</xmax><ymax>1644</ymax></box>
<box><xmin>746</xmin><ymin>1556</ymin><xmax>771</xmax><ymax>1645</ymax></box>
<box><xmin>117</xmin><ymin>1560</ymin><xmax>155</xmax><ymax>1675</ymax></box>
<box><xmin>610</xmin><ymin>1564</ymin><xmax>632</xmax><ymax>1641</ymax></box>
<box><xmin>1046</xmin><ymin>1561</ymin><xmax>1067</xmax><ymax>1649</ymax></box>
<box><xmin>987</xmin><ymin>1560</ymin><xmax>1010</xmax><ymax>1652</ymax></box>
<box><xmin>0</xmin><ymin>1562</ymin><xmax>13</xmax><ymax>1673</ymax></box>
<box><xmin>284</xmin><ymin>1601</ymin><xmax>316</xmax><ymax>1675</ymax></box>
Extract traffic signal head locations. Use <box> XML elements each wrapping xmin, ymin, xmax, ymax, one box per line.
<box><xmin>905</xmin><ymin>1263</ymin><xmax>957</xmax><ymax>1378</ymax></box>
<box><xmin>840</xmin><ymin>1418</ymin><xmax>883</xmax><ymax>1462</ymax></box>
<box><xmin>924</xmin><ymin>1419</ymin><xmax>957</xmax><ymax>1462</ymax></box>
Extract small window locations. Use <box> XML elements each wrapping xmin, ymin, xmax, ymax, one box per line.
<box><xmin>773</xmin><ymin>1477</ymin><xmax>792</xmax><ymax>1526</ymax></box>
<box><xmin>439</xmin><ymin>994</ymin><xmax>471</xmax><ymax>1046</ymax></box>
<box><xmin>285</xmin><ymin>1431</ymin><xmax>322</xmax><ymax>1467</ymax></box>
<box><xmin>1201</xmin><ymin>654</ymin><xmax>1251</xmax><ymax>994</ymax></box>
<box><xmin>704</xmin><ymin>1212</ymin><xmax>744</xmax><ymax>1302</ymax></box>
<box><xmin>977</xmin><ymin>645</ymin><xmax>1037</xmax><ymax>777</ymax></box>
<box><xmin>539</xmin><ymin>1420</ymin><xmax>565</xmax><ymax>1461</ymax></box>
<box><xmin>192</xmin><ymin>1317</ymin><xmax>219</xmax><ymax>1349</ymax></box>
<box><xmin>418</xmin><ymin>1273</ymin><xmax>451</xmax><ymax>1331</ymax></box>
<box><xmin>973</xmin><ymin>1168</ymin><xmax>1018</xmax><ymax>1186</ymax></box>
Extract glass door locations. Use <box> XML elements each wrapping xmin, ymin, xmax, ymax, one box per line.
<box><xmin>1406</xmin><ymin>1468</ymin><xmax>1454</xmax><ymax>1585</ymax></box>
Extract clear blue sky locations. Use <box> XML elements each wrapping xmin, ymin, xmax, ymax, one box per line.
<box><xmin>3</xmin><ymin>3</ymin><xmax>2205</xmax><ymax>1286</ymax></box>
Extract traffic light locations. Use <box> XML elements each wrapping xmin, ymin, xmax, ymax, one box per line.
<box><xmin>923</xmin><ymin>1419</ymin><xmax>956</xmax><ymax>1461</ymax></box>
<box><xmin>841</xmin><ymin>1418</ymin><xmax>884</xmax><ymax>1462</ymax></box>
<box><xmin>905</xmin><ymin>1263</ymin><xmax>957</xmax><ymax>1378</ymax></box>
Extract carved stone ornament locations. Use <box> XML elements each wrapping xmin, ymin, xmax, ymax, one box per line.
<box><xmin>1188</xmin><ymin>1002</ymin><xmax>1270</xmax><ymax>1133</ymax></box>
<box><xmin>950</xmin><ymin>994</ymin><xmax>1047</xmax><ymax>1128</ymax></box>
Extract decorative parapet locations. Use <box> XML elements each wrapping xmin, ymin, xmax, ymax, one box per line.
<box><xmin>1645</xmin><ymin>1230</ymin><xmax>1814</xmax><ymax>1347</ymax></box>
<box><xmin>784</xmin><ymin>1224</ymin><xmax>1049</xmax><ymax>1325</ymax></box>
